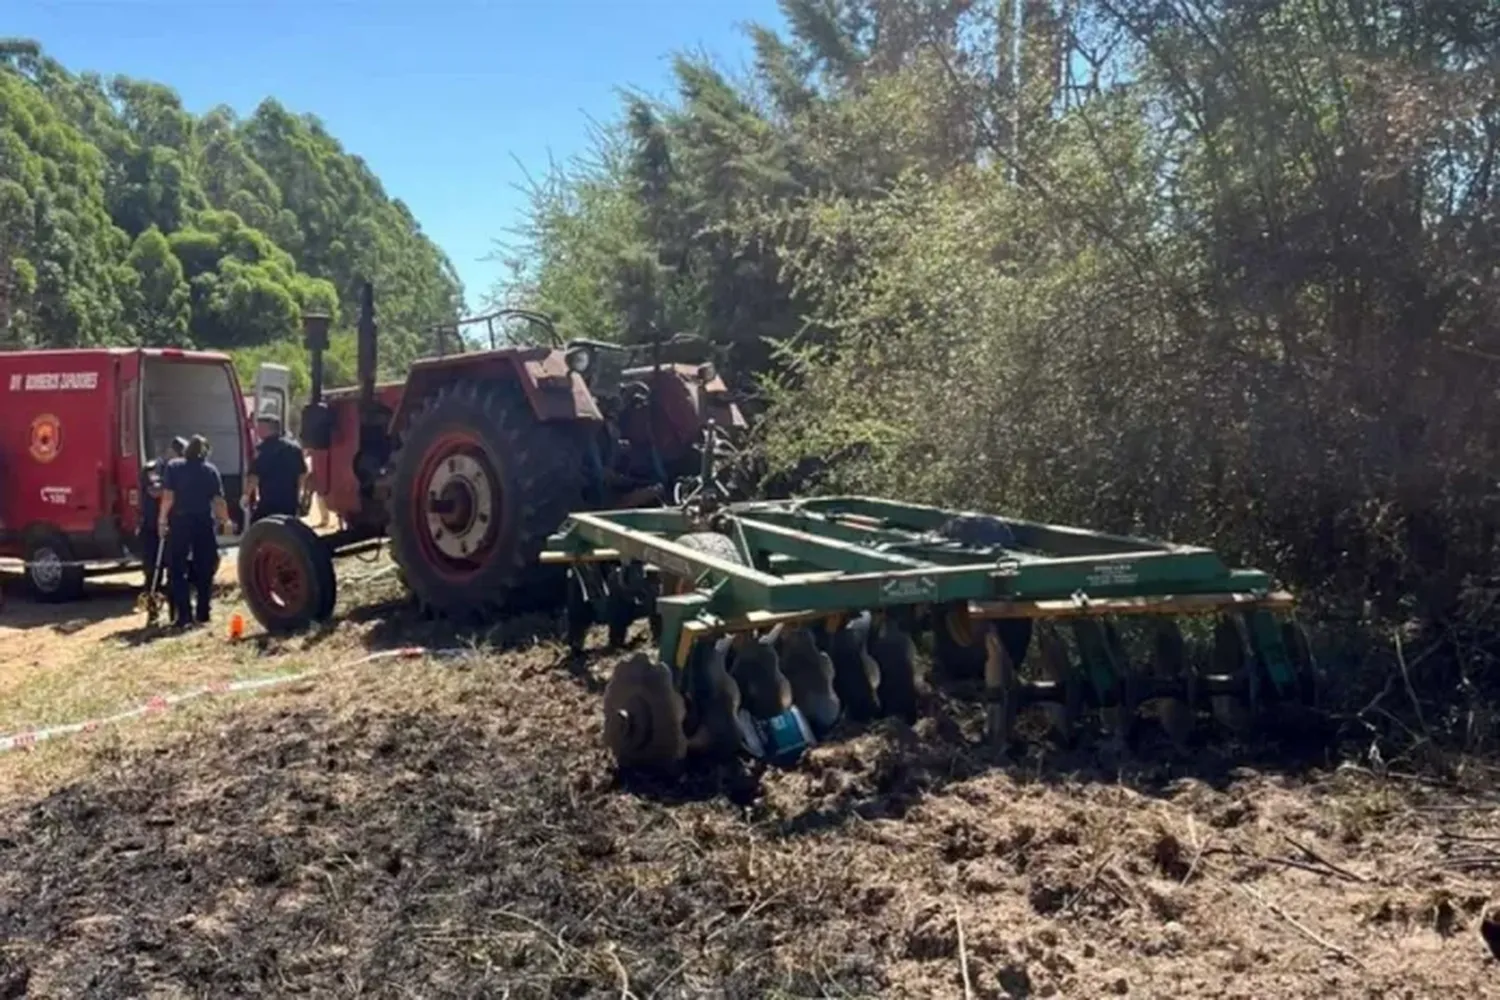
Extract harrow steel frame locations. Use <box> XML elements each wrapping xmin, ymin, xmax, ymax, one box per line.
<box><xmin>546</xmin><ymin>495</ymin><xmax>1312</xmax><ymax>764</ymax></box>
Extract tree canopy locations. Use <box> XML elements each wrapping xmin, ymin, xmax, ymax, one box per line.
<box><xmin>0</xmin><ymin>39</ymin><xmax>462</xmax><ymax>382</ymax></box>
<box><xmin>505</xmin><ymin>0</ymin><xmax>1500</xmax><ymax>661</ymax></box>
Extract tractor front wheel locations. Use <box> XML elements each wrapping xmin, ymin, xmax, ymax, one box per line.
<box><xmin>387</xmin><ymin>381</ymin><xmax>585</xmax><ymax>621</ymax></box>
<box><xmin>238</xmin><ymin>515</ymin><xmax>336</xmax><ymax>634</ymax></box>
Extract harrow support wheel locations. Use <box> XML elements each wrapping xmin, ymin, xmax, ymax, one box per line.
<box><xmin>387</xmin><ymin>381</ymin><xmax>585</xmax><ymax>623</ymax></box>
<box><xmin>649</xmin><ymin>531</ymin><xmax>742</xmax><ymax>642</ymax></box>
<box><xmin>603</xmin><ymin>653</ymin><xmax>688</xmax><ymax>770</ymax></box>
<box><xmin>238</xmin><ymin>515</ymin><xmax>336</xmax><ymax>634</ymax></box>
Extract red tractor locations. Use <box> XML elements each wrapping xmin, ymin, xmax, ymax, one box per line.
<box><xmin>236</xmin><ymin>282</ymin><xmax>745</xmax><ymax>633</ymax></box>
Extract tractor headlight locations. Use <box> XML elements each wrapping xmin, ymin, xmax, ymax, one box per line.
<box><xmin>565</xmin><ymin>346</ymin><xmax>592</xmax><ymax>374</ymax></box>
<box><xmin>697</xmin><ymin>362</ymin><xmax>716</xmax><ymax>384</ymax></box>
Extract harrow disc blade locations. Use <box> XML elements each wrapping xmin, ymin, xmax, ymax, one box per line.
<box><xmin>1152</xmin><ymin>621</ymin><xmax>1195</xmax><ymax>750</ymax></box>
<box><xmin>1266</xmin><ymin>622</ymin><xmax>1331</xmax><ymax>746</ymax></box>
<box><xmin>869</xmin><ymin>618</ymin><xmax>921</xmax><ymax>724</ymax></box>
<box><xmin>1208</xmin><ymin>615</ymin><xmax>1257</xmax><ymax>737</ymax></box>
<box><xmin>982</xmin><ymin>626</ymin><xmax>1017</xmax><ymax>747</ymax></box>
<box><xmin>683</xmin><ymin>637</ymin><xmax>742</xmax><ymax>759</ymax></box>
<box><xmin>1282</xmin><ymin>620</ymin><xmax>1320</xmax><ymax>709</ymax></box>
<box><xmin>1098</xmin><ymin>620</ymin><xmax>1140</xmax><ymax>748</ymax></box>
<box><xmin>776</xmin><ymin>626</ymin><xmax>842</xmax><ymax>736</ymax></box>
<box><xmin>933</xmin><ymin>604</ymin><xmax>1034</xmax><ymax>684</ymax></box>
<box><xmin>603</xmin><ymin>653</ymin><xmax>688</xmax><ymax>770</ymax></box>
<box><xmin>1036</xmin><ymin>625</ymin><xmax>1082</xmax><ymax>745</ymax></box>
<box><xmin>829</xmin><ymin>613</ymin><xmax>881</xmax><ymax>722</ymax></box>
<box><xmin>1209</xmin><ymin>695</ymin><xmax>1255</xmax><ymax>736</ymax></box>
<box><xmin>1157</xmin><ymin>698</ymin><xmax>1195</xmax><ymax>751</ymax></box>
<box><xmin>729</xmin><ymin>633</ymin><xmax>793</xmax><ymax>720</ymax></box>
<box><xmin>563</xmin><ymin>569</ymin><xmax>593</xmax><ymax>655</ymax></box>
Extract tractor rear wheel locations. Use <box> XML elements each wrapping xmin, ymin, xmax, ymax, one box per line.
<box><xmin>238</xmin><ymin>515</ymin><xmax>335</xmax><ymax>634</ymax></box>
<box><xmin>387</xmin><ymin>381</ymin><xmax>585</xmax><ymax>622</ymax></box>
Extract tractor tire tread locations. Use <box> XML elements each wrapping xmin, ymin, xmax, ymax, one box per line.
<box><xmin>238</xmin><ymin>515</ymin><xmax>334</xmax><ymax>635</ymax></box>
<box><xmin>387</xmin><ymin>380</ymin><xmax>586</xmax><ymax>622</ymax></box>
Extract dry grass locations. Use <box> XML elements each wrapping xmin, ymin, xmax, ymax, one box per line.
<box><xmin>0</xmin><ymin>551</ymin><xmax>416</xmax><ymax>718</ymax></box>
<box><xmin>0</xmin><ymin>555</ymin><xmax>412</xmax><ymax>797</ymax></box>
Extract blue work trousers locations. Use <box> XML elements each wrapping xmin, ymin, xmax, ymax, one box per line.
<box><xmin>169</xmin><ymin>516</ymin><xmax>219</xmax><ymax>625</ymax></box>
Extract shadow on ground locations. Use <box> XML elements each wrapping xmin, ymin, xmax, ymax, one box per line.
<box><xmin>0</xmin><ymin>576</ymin><xmax>141</xmax><ymax>634</ymax></box>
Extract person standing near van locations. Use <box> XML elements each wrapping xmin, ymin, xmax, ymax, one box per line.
<box><xmin>158</xmin><ymin>435</ymin><xmax>232</xmax><ymax>628</ymax></box>
<box><xmin>139</xmin><ymin>436</ymin><xmax>186</xmax><ymax>618</ymax></box>
<box><xmin>243</xmin><ymin>414</ymin><xmax>306</xmax><ymax>523</ymax></box>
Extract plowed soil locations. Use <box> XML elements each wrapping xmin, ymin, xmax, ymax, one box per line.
<box><xmin>1</xmin><ymin>597</ymin><xmax>1497</xmax><ymax>997</ymax></box>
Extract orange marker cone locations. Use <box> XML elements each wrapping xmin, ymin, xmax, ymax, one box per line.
<box><xmin>228</xmin><ymin>612</ymin><xmax>246</xmax><ymax>641</ymax></box>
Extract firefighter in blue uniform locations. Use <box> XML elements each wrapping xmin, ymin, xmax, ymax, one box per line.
<box><xmin>158</xmin><ymin>435</ymin><xmax>232</xmax><ymax>628</ymax></box>
<box><xmin>139</xmin><ymin>437</ymin><xmax>186</xmax><ymax>621</ymax></box>
<box><xmin>243</xmin><ymin>411</ymin><xmax>306</xmax><ymax>523</ymax></box>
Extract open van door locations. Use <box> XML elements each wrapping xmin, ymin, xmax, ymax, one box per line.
<box><xmin>116</xmin><ymin>351</ymin><xmax>145</xmax><ymax>538</ymax></box>
<box><xmin>253</xmin><ymin>364</ymin><xmax>293</xmax><ymax>432</ymax></box>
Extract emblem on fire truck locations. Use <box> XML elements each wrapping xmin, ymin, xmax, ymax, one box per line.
<box><xmin>29</xmin><ymin>413</ymin><xmax>61</xmax><ymax>463</ymax></box>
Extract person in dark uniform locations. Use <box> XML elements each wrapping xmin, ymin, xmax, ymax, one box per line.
<box><xmin>139</xmin><ymin>437</ymin><xmax>187</xmax><ymax>619</ymax></box>
<box><xmin>243</xmin><ymin>414</ymin><xmax>306</xmax><ymax>523</ymax></box>
<box><xmin>158</xmin><ymin>435</ymin><xmax>232</xmax><ymax>628</ymax></box>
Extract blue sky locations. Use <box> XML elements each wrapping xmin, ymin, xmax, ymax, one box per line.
<box><xmin>8</xmin><ymin>0</ymin><xmax>786</xmax><ymax>310</ymax></box>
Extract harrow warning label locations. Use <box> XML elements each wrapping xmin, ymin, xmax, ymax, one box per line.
<box><xmin>880</xmin><ymin>575</ymin><xmax>937</xmax><ymax>602</ymax></box>
<box><xmin>1085</xmin><ymin>562</ymin><xmax>1138</xmax><ymax>588</ymax></box>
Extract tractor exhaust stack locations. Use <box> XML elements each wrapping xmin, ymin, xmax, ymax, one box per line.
<box><xmin>302</xmin><ymin>312</ymin><xmax>331</xmax><ymax>407</ymax></box>
<box><xmin>357</xmin><ymin>281</ymin><xmax>377</xmax><ymax>413</ymax></box>
<box><xmin>299</xmin><ymin>311</ymin><xmax>333</xmax><ymax>449</ymax></box>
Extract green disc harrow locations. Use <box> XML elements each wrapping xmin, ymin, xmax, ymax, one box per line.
<box><xmin>545</xmin><ymin>496</ymin><xmax>1318</xmax><ymax>771</ymax></box>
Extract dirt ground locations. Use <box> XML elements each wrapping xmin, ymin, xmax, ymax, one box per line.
<box><xmin>1</xmin><ymin>566</ymin><xmax>1497</xmax><ymax>998</ymax></box>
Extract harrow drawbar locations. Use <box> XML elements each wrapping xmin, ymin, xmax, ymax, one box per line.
<box><xmin>545</xmin><ymin>497</ymin><xmax>1319</xmax><ymax>771</ymax></box>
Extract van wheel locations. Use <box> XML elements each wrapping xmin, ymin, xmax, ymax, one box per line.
<box><xmin>25</xmin><ymin>529</ymin><xmax>85</xmax><ymax>603</ymax></box>
<box><xmin>238</xmin><ymin>515</ymin><xmax>335</xmax><ymax>634</ymax></box>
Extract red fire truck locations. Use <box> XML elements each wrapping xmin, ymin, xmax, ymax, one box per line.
<box><xmin>0</xmin><ymin>348</ymin><xmax>289</xmax><ymax>601</ymax></box>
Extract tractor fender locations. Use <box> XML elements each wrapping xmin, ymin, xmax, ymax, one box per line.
<box><xmin>391</xmin><ymin>348</ymin><xmax>603</xmax><ymax>434</ymax></box>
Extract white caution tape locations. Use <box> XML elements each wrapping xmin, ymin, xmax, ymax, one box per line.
<box><xmin>1</xmin><ymin>548</ymin><xmax>396</xmax><ymax>582</ymax></box>
<box><xmin>0</xmin><ymin>543</ymin><xmax>244</xmax><ymax>572</ymax></box>
<box><xmin>0</xmin><ymin>645</ymin><xmax>468</xmax><ymax>755</ymax></box>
